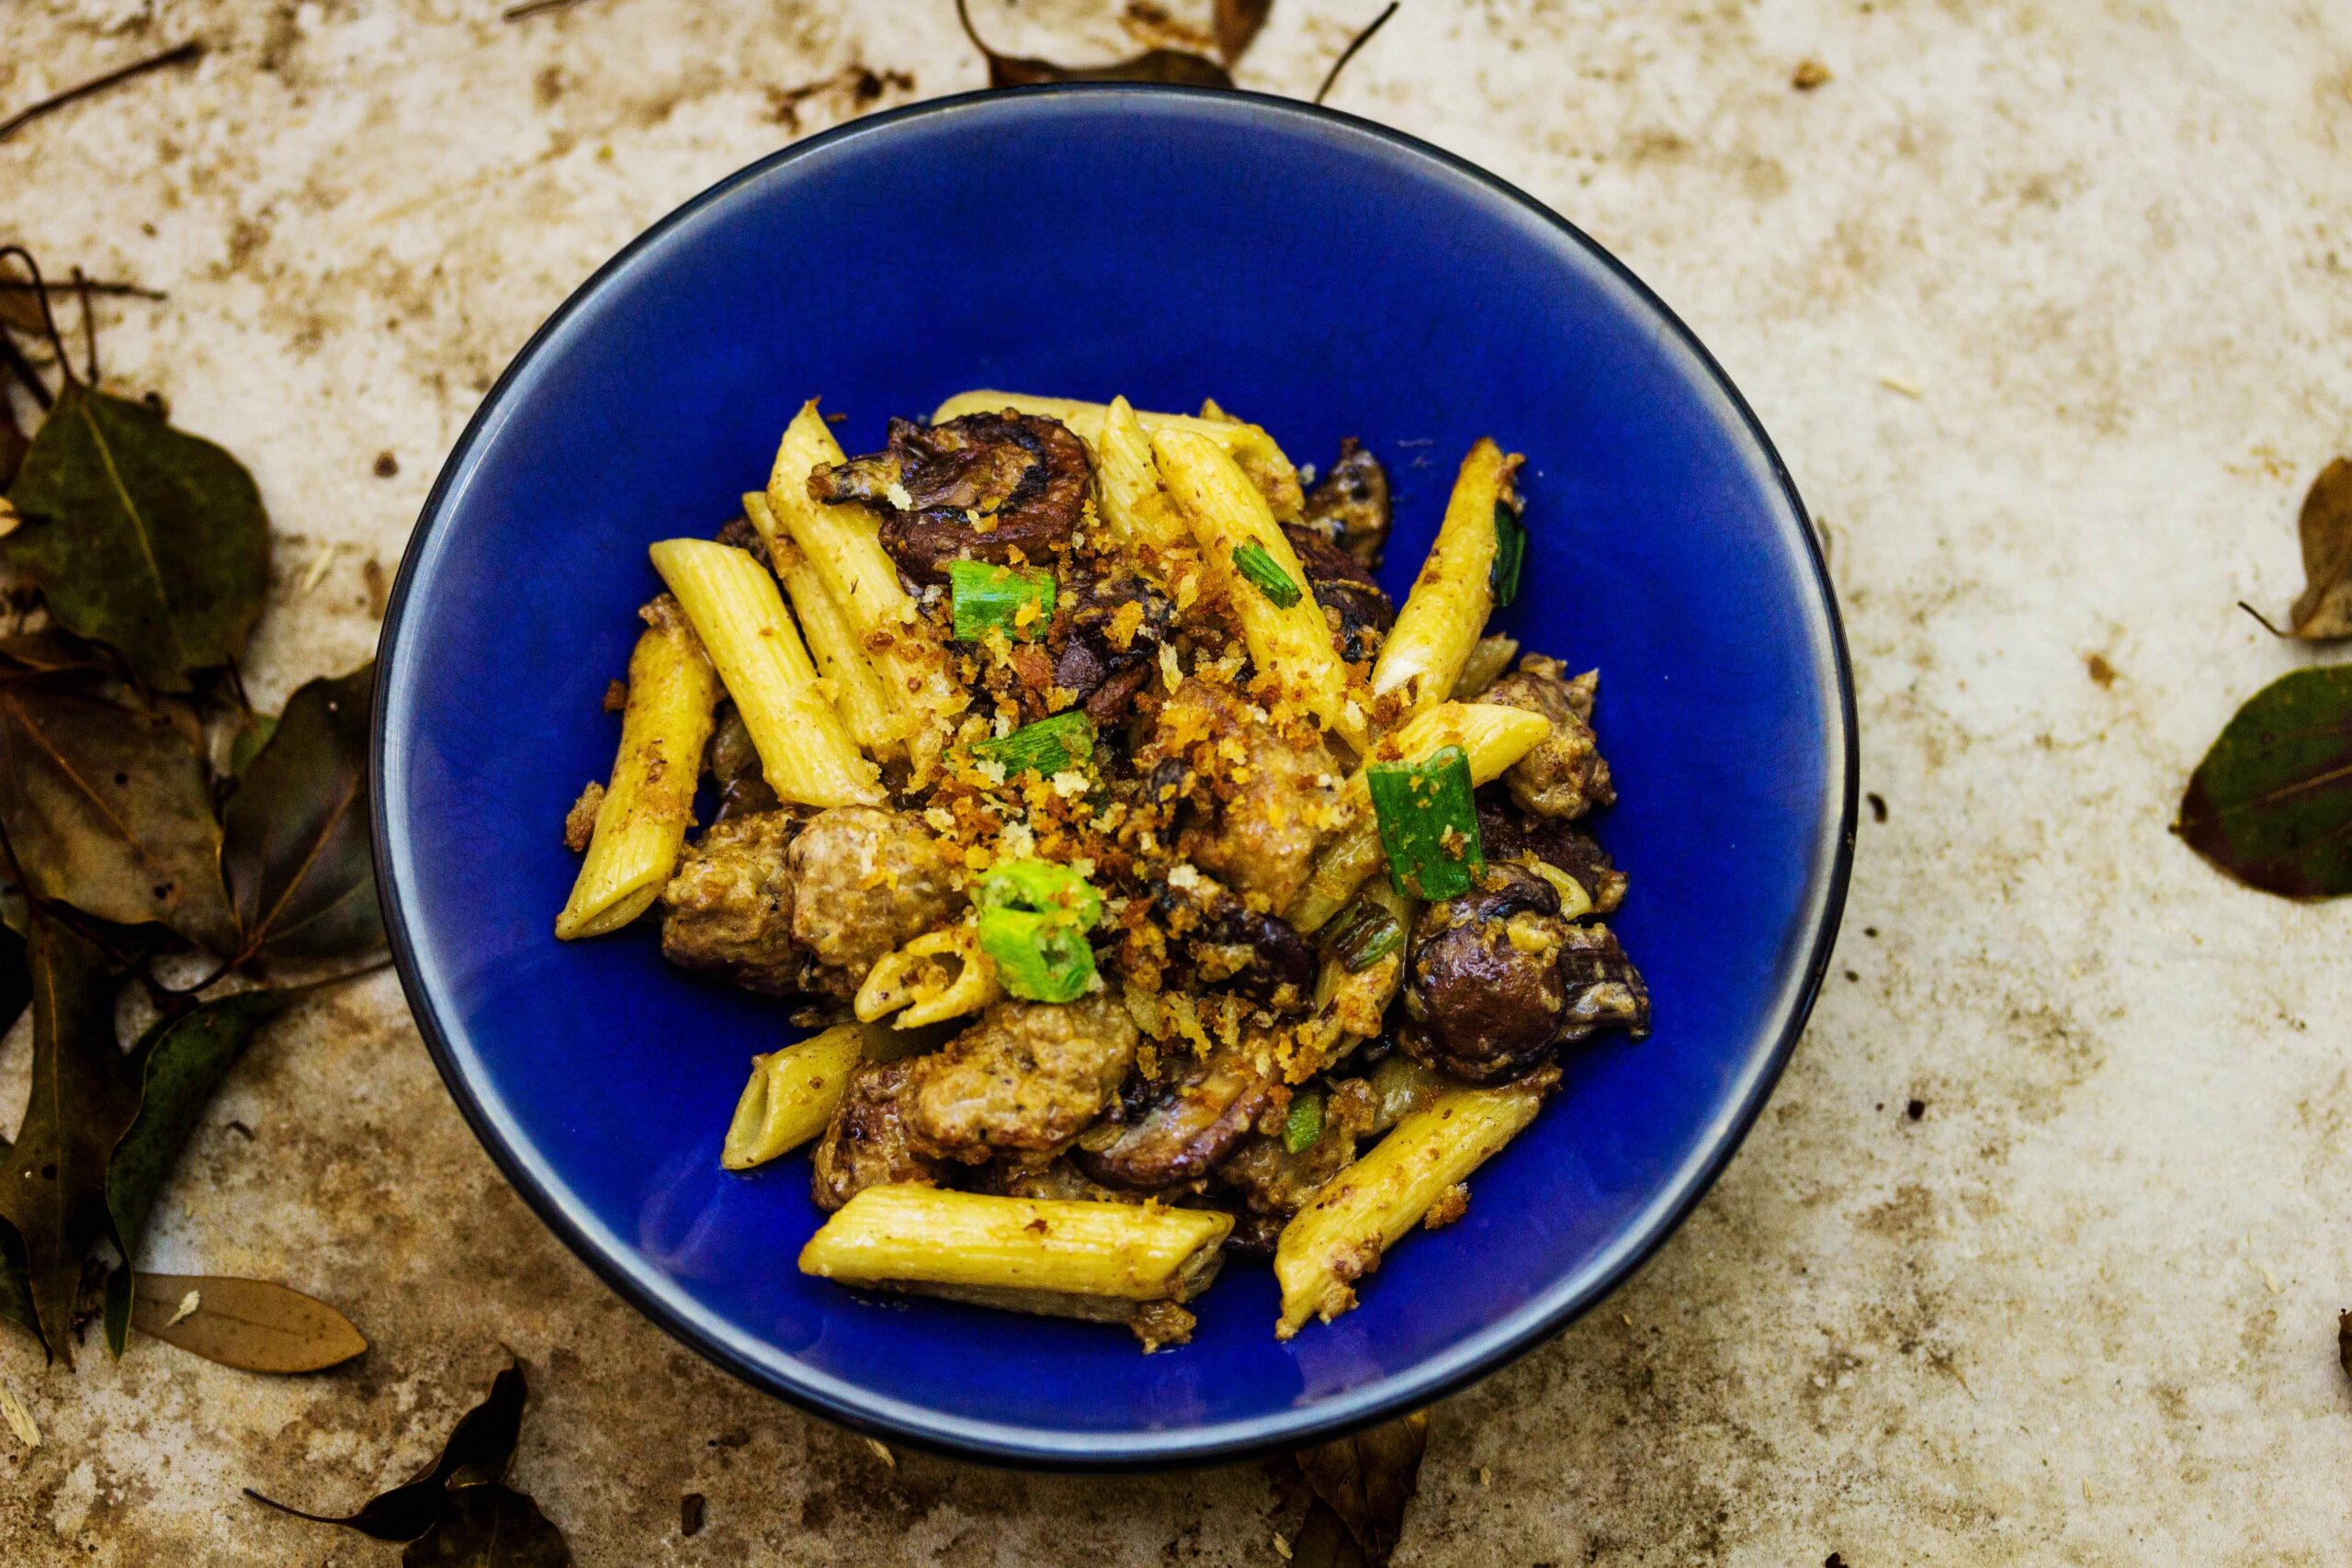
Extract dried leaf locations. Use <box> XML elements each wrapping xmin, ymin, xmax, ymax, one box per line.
<box><xmin>247</xmin><ymin>1356</ymin><xmax>527</xmax><ymax>1540</ymax></box>
<box><xmin>0</xmin><ymin>675</ymin><xmax>236</xmax><ymax>950</ymax></box>
<box><xmin>2176</xmin><ymin>664</ymin><xmax>2352</xmax><ymax>898</ymax></box>
<box><xmin>130</xmin><ymin>1272</ymin><xmax>364</xmax><ymax>1371</ymax></box>
<box><xmin>225</xmin><ymin>711</ymin><xmax>277</xmax><ymax>780</ymax></box>
<box><xmin>2</xmin><ymin>382</ymin><xmax>270</xmax><ymax>691</ymax></box>
<box><xmin>221</xmin><ymin>662</ymin><xmax>381</xmax><ymax>961</ymax></box>
<box><xmin>1294</xmin><ymin>1411</ymin><xmax>1429</xmax><ymax>1565</ymax></box>
<box><xmin>164</xmin><ymin>1287</ymin><xmax>199</xmax><ymax>1325</ymax></box>
<box><xmin>1214</xmin><ymin>0</ymin><xmax>1272</xmax><ymax>62</ymax></box>
<box><xmin>0</xmin><ymin>1379</ymin><xmax>38</xmax><ymax>1450</ymax></box>
<box><xmin>956</xmin><ymin>0</ymin><xmax>1232</xmax><ymax>87</ymax></box>
<box><xmin>107</xmin><ymin>987</ymin><xmax>298</xmax><ymax>1261</ymax></box>
<box><xmin>2270</xmin><ymin>458</ymin><xmax>2352</xmax><ymax>640</ymax></box>
<box><xmin>0</xmin><ymin>919</ymin><xmax>26</xmax><ymax>1041</ymax></box>
<box><xmin>0</xmin><ymin>916</ymin><xmax>141</xmax><ymax>1363</ymax></box>
<box><xmin>101</xmin><ymin>1259</ymin><xmax>130</xmax><ymax>1359</ymax></box>
<box><xmin>401</xmin><ymin>1483</ymin><xmax>571</xmax><ymax>1567</ymax></box>
<box><xmin>0</xmin><ymin>388</ymin><xmax>26</xmax><ymax>493</ymax></box>
<box><xmin>2338</xmin><ymin>1308</ymin><xmax>2351</xmax><ymax>1383</ymax></box>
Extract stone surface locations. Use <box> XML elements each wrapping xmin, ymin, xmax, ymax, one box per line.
<box><xmin>4</xmin><ymin>0</ymin><xmax>2351</xmax><ymax>1562</ymax></box>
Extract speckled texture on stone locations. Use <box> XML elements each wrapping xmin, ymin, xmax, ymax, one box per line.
<box><xmin>3</xmin><ymin>0</ymin><xmax>2350</xmax><ymax>1562</ymax></box>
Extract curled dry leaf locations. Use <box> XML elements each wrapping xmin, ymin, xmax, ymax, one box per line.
<box><xmin>2256</xmin><ymin>458</ymin><xmax>2352</xmax><ymax>641</ymax></box>
<box><xmin>956</xmin><ymin>0</ymin><xmax>1233</xmax><ymax>87</ymax></box>
<box><xmin>1</xmin><ymin>382</ymin><xmax>270</xmax><ymax>692</ymax></box>
<box><xmin>0</xmin><ymin>916</ymin><xmax>141</xmax><ymax>1364</ymax></box>
<box><xmin>1293</xmin><ymin>1410</ymin><xmax>1429</xmax><ymax>1566</ymax></box>
<box><xmin>2176</xmin><ymin>664</ymin><xmax>2352</xmax><ymax>898</ymax></box>
<box><xmin>1215</xmin><ymin>0</ymin><xmax>1272</xmax><ymax>63</ymax></box>
<box><xmin>130</xmin><ymin>1272</ymin><xmax>365</xmax><ymax>1373</ymax></box>
<box><xmin>0</xmin><ymin>1379</ymin><xmax>38</xmax><ymax>1450</ymax></box>
<box><xmin>401</xmin><ymin>1483</ymin><xmax>572</xmax><ymax>1567</ymax></box>
<box><xmin>248</xmin><ymin>1356</ymin><xmax>527</xmax><ymax>1540</ymax></box>
<box><xmin>221</xmin><ymin>662</ymin><xmax>382</xmax><ymax>961</ymax></box>
<box><xmin>0</xmin><ymin>674</ymin><xmax>237</xmax><ymax>951</ymax></box>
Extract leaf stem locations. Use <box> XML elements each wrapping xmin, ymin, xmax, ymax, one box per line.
<box><xmin>1315</xmin><ymin>2</ymin><xmax>1399</xmax><ymax>104</ymax></box>
<box><xmin>72</xmin><ymin>269</ymin><xmax>97</xmax><ymax>387</ymax></box>
<box><xmin>0</xmin><ymin>248</ymin><xmax>75</xmax><ymax>389</ymax></box>
<box><xmin>502</xmin><ymin>0</ymin><xmax>600</xmax><ymax>19</ymax></box>
<box><xmin>2236</xmin><ymin>601</ymin><xmax>2290</xmax><ymax>637</ymax></box>
<box><xmin>0</xmin><ymin>41</ymin><xmax>207</xmax><ymax>145</ymax></box>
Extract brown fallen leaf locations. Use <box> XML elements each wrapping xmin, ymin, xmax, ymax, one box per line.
<box><xmin>2245</xmin><ymin>458</ymin><xmax>2352</xmax><ymax>640</ymax></box>
<box><xmin>956</xmin><ymin>0</ymin><xmax>1233</xmax><ymax>87</ymax></box>
<box><xmin>1215</xmin><ymin>0</ymin><xmax>1272</xmax><ymax>63</ymax></box>
<box><xmin>131</xmin><ymin>1272</ymin><xmax>367</xmax><ymax>1372</ymax></box>
<box><xmin>1293</xmin><ymin>1410</ymin><xmax>1429</xmax><ymax>1565</ymax></box>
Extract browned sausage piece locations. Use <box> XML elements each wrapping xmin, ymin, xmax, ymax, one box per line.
<box><xmin>810</xmin><ymin>1058</ymin><xmax>941</xmax><ymax>1212</ymax></box>
<box><xmin>1481</xmin><ymin>654</ymin><xmax>1616</xmax><ymax>820</ymax></box>
<box><xmin>903</xmin><ymin>996</ymin><xmax>1139</xmax><ymax>1164</ymax></box>
<box><xmin>660</xmin><ymin>811</ymin><xmax>811</xmax><ymax>996</ymax></box>
<box><xmin>786</xmin><ymin>806</ymin><xmax>964</xmax><ymax>984</ymax></box>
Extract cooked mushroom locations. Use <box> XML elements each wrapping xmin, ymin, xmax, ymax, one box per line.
<box><xmin>1297</xmin><ymin>437</ymin><xmax>1392</xmax><ymax>570</ymax></box>
<box><xmin>810</xmin><ymin>1058</ymin><xmax>940</xmax><ymax>1211</ymax></box>
<box><xmin>1476</xmin><ymin>795</ymin><xmax>1628</xmax><ymax>914</ymax></box>
<box><xmin>809</xmin><ymin>411</ymin><xmax>1092</xmax><ymax>585</ymax></box>
<box><xmin>1282</xmin><ymin>523</ymin><xmax>1395</xmax><ymax>665</ymax></box>
<box><xmin>1076</xmin><ymin>1048</ymin><xmax>1281</xmax><ymax>1190</ymax></box>
<box><xmin>1397</xmin><ymin>863</ymin><xmax>1573</xmax><ymax>1083</ymax></box>
<box><xmin>1556</xmin><ymin>922</ymin><xmax>1651</xmax><ymax>1043</ymax></box>
<box><xmin>1480</xmin><ymin>654</ymin><xmax>1615</xmax><ymax>820</ymax></box>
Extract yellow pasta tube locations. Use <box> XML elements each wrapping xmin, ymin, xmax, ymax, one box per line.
<box><xmin>1273</xmin><ymin>1080</ymin><xmax>1544</xmax><ymax>1337</ymax></box>
<box><xmin>720</xmin><ymin>1021</ymin><xmax>946</xmax><ymax>1170</ymax></box>
<box><xmin>854</xmin><ymin>921</ymin><xmax>1003</xmax><ymax>1029</ymax></box>
<box><xmin>932</xmin><ymin>389</ymin><xmax>1304</xmax><ymax>520</ymax></box>
<box><xmin>1286</xmin><ymin>701</ymin><xmax>1554</xmax><ymax>931</ymax></box>
<box><xmin>554</xmin><ymin>600</ymin><xmax>720</xmax><ymax>940</ymax></box>
<box><xmin>1093</xmin><ymin>396</ymin><xmax>1195</xmax><ymax>565</ymax></box>
<box><xmin>800</xmin><ymin>1185</ymin><xmax>1233</xmax><ymax>1302</ymax></box>
<box><xmin>740</xmin><ymin>491</ymin><xmax>900</xmax><ymax>757</ymax></box>
<box><xmin>1451</xmin><ymin>634</ymin><xmax>1521</xmax><ymax>700</ymax></box>
<box><xmin>1154</xmin><ymin>428</ymin><xmax>1365</xmax><ymax>750</ymax></box>
<box><xmin>648</xmin><ymin>538</ymin><xmax>882</xmax><ymax>808</ymax></box>
<box><xmin>1371</xmin><ymin>441</ymin><xmax>1523</xmax><ymax>722</ymax></box>
<box><xmin>765</xmin><ymin>402</ymin><xmax>967</xmax><ymax>775</ymax></box>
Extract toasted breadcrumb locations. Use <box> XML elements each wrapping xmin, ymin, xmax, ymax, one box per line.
<box><xmin>564</xmin><ymin>781</ymin><xmax>605</xmax><ymax>851</ymax></box>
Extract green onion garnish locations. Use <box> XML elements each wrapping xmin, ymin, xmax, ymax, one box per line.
<box><xmin>1490</xmin><ymin>500</ymin><xmax>1526</xmax><ymax>608</ymax></box>
<box><xmin>1327</xmin><ymin>897</ymin><xmax>1405</xmax><ymax>973</ymax></box>
<box><xmin>976</xmin><ymin>907</ymin><xmax>1099</xmax><ymax>1002</ymax></box>
<box><xmin>977</xmin><ymin>857</ymin><xmax>1103</xmax><ymax>930</ymax></box>
<box><xmin>1366</xmin><ymin>743</ymin><xmax>1486</xmax><ymax>901</ymax></box>
<box><xmin>1232</xmin><ymin>542</ymin><xmax>1303</xmax><ymax>609</ymax></box>
<box><xmin>974</xmin><ymin>857</ymin><xmax>1104</xmax><ymax>1002</ymax></box>
<box><xmin>948</xmin><ymin>560</ymin><xmax>1057</xmax><ymax>642</ymax></box>
<box><xmin>1283</xmin><ymin>1090</ymin><xmax>1325</xmax><ymax>1155</ymax></box>
<box><xmin>971</xmin><ymin>711</ymin><xmax>1095</xmax><ymax>775</ymax></box>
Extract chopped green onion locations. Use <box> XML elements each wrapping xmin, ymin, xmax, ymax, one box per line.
<box><xmin>1490</xmin><ymin>500</ymin><xmax>1526</xmax><ymax>609</ymax></box>
<box><xmin>1231</xmin><ymin>542</ymin><xmax>1303</xmax><ymax>609</ymax></box>
<box><xmin>1327</xmin><ymin>897</ymin><xmax>1405</xmax><ymax>973</ymax></box>
<box><xmin>977</xmin><ymin>857</ymin><xmax>1103</xmax><ymax>930</ymax></box>
<box><xmin>1283</xmin><ymin>1090</ymin><xmax>1325</xmax><ymax>1155</ymax></box>
<box><xmin>976</xmin><ymin>907</ymin><xmax>1098</xmax><ymax>1002</ymax></box>
<box><xmin>972</xmin><ymin>711</ymin><xmax>1095</xmax><ymax>776</ymax></box>
<box><xmin>948</xmin><ymin>560</ymin><xmax>1057</xmax><ymax>642</ymax></box>
<box><xmin>1366</xmin><ymin>744</ymin><xmax>1485</xmax><ymax>901</ymax></box>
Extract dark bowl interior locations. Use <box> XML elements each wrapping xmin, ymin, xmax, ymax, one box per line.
<box><xmin>375</xmin><ymin>85</ymin><xmax>1854</xmax><ymax>1467</ymax></box>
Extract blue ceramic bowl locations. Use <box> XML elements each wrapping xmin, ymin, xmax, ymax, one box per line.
<box><xmin>375</xmin><ymin>85</ymin><xmax>1854</xmax><ymax>1468</ymax></box>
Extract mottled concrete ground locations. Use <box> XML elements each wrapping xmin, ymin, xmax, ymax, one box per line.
<box><xmin>3</xmin><ymin>0</ymin><xmax>2350</xmax><ymax>1562</ymax></box>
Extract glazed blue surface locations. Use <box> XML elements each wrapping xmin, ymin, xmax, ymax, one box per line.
<box><xmin>375</xmin><ymin>87</ymin><xmax>1853</xmax><ymax>1467</ymax></box>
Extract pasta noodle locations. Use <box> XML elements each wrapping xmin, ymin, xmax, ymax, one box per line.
<box><xmin>554</xmin><ymin>599</ymin><xmax>720</xmax><ymax>940</ymax></box>
<box><xmin>741</xmin><ymin>491</ymin><xmax>900</xmax><ymax>756</ymax></box>
<box><xmin>800</xmin><ymin>1184</ymin><xmax>1233</xmax><ymax>1302</ymax></box>
<box><xmin>765</xmin><ymin>401</ymin><xmax>967</xmax><ymax>775</ymax></box>
<box><xmin>854</xmin><ymin>921</ymin><xmax>1003</xmax><ymax>1029</ymax></box>
<box><xmin>1273</xmin><ymin>1079</ymin><xmax>1544</xmax><ymax>1337</ymax></box>
<box><xmin>721</xmin><ymin>1021</ymin><xmax>948</xmax><ymax>1170</ymax></box>
<box><xmin>1153</xmin><ymin>428</ymin><xmax>1365</xmax><ymax>749</ymax></box>
<box><xmin>1370</xmin><ymin>440</ymin><xmax>1523</xmax><ymax>723</ymax></box>
<box><xmin>648</xmin><ymin>537</ymin><xmax>882</xmax><ymax>808</ymax></box>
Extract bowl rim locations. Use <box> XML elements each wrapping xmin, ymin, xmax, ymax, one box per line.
<box><xmin>372</xmin><ymin>81</ymin><xmax>1858</xmax><ymax>1471</ymax></box>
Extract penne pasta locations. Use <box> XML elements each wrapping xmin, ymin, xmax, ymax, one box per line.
<box><xmin>765</xmin><ymin>401</ymin><xmax>967</xmax><ymax>776</ymax></box>
<box><xmin>554</xmin><ymin>598</ymin><xmax>721</xmax><ymax>940</ymax></box>
<box><xmin>720</xmin><ymin>1021</ymin><xmax>947</xmax><ymax>1170</ymax></box>
<box><xmin>1273</xmin><ymin>1079</ymin><xmax>1544</xmax><ymax>1337</ymax></box>
<box><xmin>1371</xmin><ymin>440</ymin><xmax>1524</xmax><ymax>723</ymax></box>
<box><xmin>1291</xmin><ymin>877</ymin><xmax>1414</xmax><ymax>1080</ymax></box>
<box><xmin>1153</xmin><ymin>428</ymin><xmax>1366</xmax><ymax>750</ymax></box>
<box><xmin>800</xmin><ymin>1184</ymin><xmax>1233</xmax><ymax>1302</ymax></box>
<box><xmin>1286</xmin><ymin>701</ymin><xmax>1555</xmax><ymax>931</ymax></box>
<box><xmin>932</xmin><ymin>389</ymin><xmax>1305</xmax><ymax>521</ymax></box>
<box><xmin>648</xmin><ymin>537</ymin><xmax>883</xmax><ymax>808</ymax></box>
<box><xmin>1094</xmin><ymin>395</ymin><xmax>1198</xmax><ymax>571</ymax></box>
<box><xmin>854</xmin><ymin>920</ymin><xmax>1004</xmax><ymax>1029</ymax></box>
<box><xmin>741</xmin><ymin>491</ymin><xmax>900</xmax><ymax>757</ymax></box>
<box><xmin>1451</xmin><ymin>633</ymin><xmax>1521</xmax><ymax>700</ymax></box>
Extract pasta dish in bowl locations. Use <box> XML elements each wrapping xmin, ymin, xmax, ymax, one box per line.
<box><xmin>555</xmin><ymin>389</ymin><xmax>1650</xmax><ymax>1349</ymax></box>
